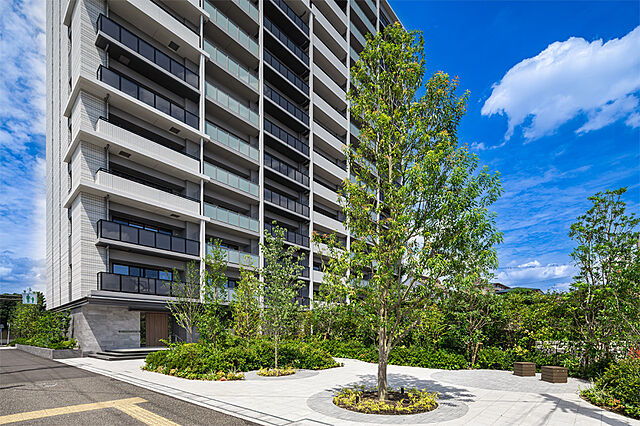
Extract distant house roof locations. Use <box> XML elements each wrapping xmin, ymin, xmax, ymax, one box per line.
<box><xmin>495</xmin><ymin>287</ymin><xmax>543</xmax><ymax>294</ymax></box>
<box><xmin>492</xmin><ymin>282</ymin><xmax>510</xmax><ymax>291</ymax></box>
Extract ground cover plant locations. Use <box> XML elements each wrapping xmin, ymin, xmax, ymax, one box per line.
<box><xmin>580</xmin><ymin>357</ymin><xmax>640</xmax><ymax>419</ymax></box>
<box><xmin>257</xmin><ymin>366</ymin><xmax>296</xmax><ymax>377</ymax></box>
<box><xmin>333</xmin><ymin>386</ymin><xmax>438</xmax><ymax>415</ymax></box>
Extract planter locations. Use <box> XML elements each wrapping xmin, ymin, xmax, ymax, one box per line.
<box><xmin>16</xmin><ymin>344</ymin><xmax>82</xmax><ymax>360</ymax></box>
<box><xmin>513</xmin><ymin>361</ymin><xmax>536</xmax><ymax>377</ymax></box>
<box><xmin>541</xmin><ymin>366</ymin><xmax>568</xmax><ymax>383</ymax></box>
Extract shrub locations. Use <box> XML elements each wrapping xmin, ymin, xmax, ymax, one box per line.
<box><xmin>582</xmin><ymin>357</ymin><xmax>640</xmax><ymax>419</ymax></box>
<box><xmin>11</xmin><ymin>336</ymin><xmax>77</xmax><ymax>350</ymax></box>
<box><xmin>333</xmin><ymin>385</ymin><xmax>438</xmax><ymax>415</ymax></box>
<box><xmin>257</xmin><ymin>366</ymin><xmax>296</xmax><ymax>377</ymax></box>
<box><xmin>144</xmin><ymin>339</ymin><xmax>341</xmax><ymax>379</ymax></box>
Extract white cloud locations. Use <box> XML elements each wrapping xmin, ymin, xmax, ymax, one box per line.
<box><xmin>482</xmin><ymin>26</ymin><xmax>640</xmax><ymax>141</ymax></box>
<box><xmin>470</xmin><ymin>141</ymin><xmax>505</xmax><ymax>152</ymax></box>
<box><xmin>496</xmin><ymin>260</ymin><xmax>576</xmax><ymax>290</ymax></box>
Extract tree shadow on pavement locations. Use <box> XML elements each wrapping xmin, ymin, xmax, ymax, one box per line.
<box><xmin>536</xmin><ymin>393</ymin><xmax>631</xmax><ymax>426</ymax></box>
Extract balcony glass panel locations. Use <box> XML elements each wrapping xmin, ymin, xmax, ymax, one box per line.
<box><xmin>120</xmin><ymin>225</ymin><xmax>139</xmax><ymax>244</ymax></box>
<box><xmin>97</xmin><ymin>15</ymin><xmax>198</xmax><ymax>88</ymax></box>
<box><xmin>351</xmin><ymin>22</ymin><xmax>367</xmax><ymax>47</ymax></box>
<box><xmin>204</xmin><ymin>162</ymin><xmax>258</xmax><ymax>196</ymax></box>
<box><xmin>186</xmin><ymin>240</ymin><xmax>199</xmax><ymax>256</ymax></box>
<box><xmin>156</xmin><ymin>233</ymin><xmax>171</xmax><ymax>250</ymax></box>
<box><xmin>264</xmin><ymin>17</ymin><xmax>308</xmax><ymax>64</ymax></box>
<box><xmin>263</xmin><ymin>50</ymin><xmax>308</xmax><ymax>95</ymax></box>
<box><xmin>271</xmin><ymin>0</ymin><xmax>308</xmax><ymax>35</ymax></box>
<box><xmin>97</xmin><ymin>220</ymin><xmax>199</xmax><ymax>256</ymax></box>
<box><xmin>156</xmin><ymin>280</ymin><xmax>171</xmax><ymax>296</ymax></box>
<box><xmin>264</xmin><ymin>188</ymin><xmax>309</xmax><ymax>217</ymax></box>
<box><xmin>264</xmin><ymin>153</ymin><xmax>309</xmax><ymax>186</ymax></box>
<box><xmin>139</xmin><ymin>229</ymin><xmax>155</xmax><ymax>247</ymax></box>
<box><xmin>97</xmin><ymin>66</ymin><xmax>198</xmax><ymax>128</ymax></box>
<box><xmin>204</xmin><ymin>1</ymin><xmax>259</xmax><ymax>56</ymax></box>
<box><xmin>205</xmin><ymin>121</ymin><xmax>259</xmax><ymax>161</ymax></box>
<box><xmin>205</xmin><ymin>81</ymin><xmax>258</xmax><ymax>126</ymax></box>
<box><xmin>100</xmin><ymin>273</ymin><xmax>120</xmax><ymax>291</ymax></box>
<box><xmin>264</xmin><ymin>85</ymin><xmax>308</xmax><ymax>125</ymax></box>
<box><xmin>352</xmin><ymin>1</ymin><xmax>376</xmax><ymax>35</ymax></box>
<box><xmin>139</xmin><ymin>278</ymin><xmax>155</xmax><ymax>294</ymax></box>
<box><xmin>121</xmin><ymin>275</ymin><xmax>138</xmax><ymax>292</ymax></box>
<box><xmin>204</xmin><ymin>203</ymin><xmax>259</xmax><ymax>232</ymax></box>
<box><xmin>172</xmin><ymin>236</ymin><xmax>186</xmax><ymax>253</ymax></box>
<box><xmin>264</xmin><ymin>223</ymin><xmax>309</xmax><ymax>247</ymax></box>
<box><xmin>100</xmin><ymin>220</ymin><xmax>120</xmax><ymax>240</ymax></box>
<box><xmin>264</xmin><ymin>118</ymin><xmax>309</xmax><ymax>156</ymax></box>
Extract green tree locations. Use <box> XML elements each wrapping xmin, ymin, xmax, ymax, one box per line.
<box><xmin>260</xmin><ymin>223</ymin><xmax>305</xmax><ymax>369</ymax></box>
<box><xmin>319</xmin><ymin>23</ymin><xmax>502</xmax><ymax>400</ymax></box>
<box><xmin>198</xmin><ymin>239</ymin><xmax>229</xmax><ymax>348</ymax></box>
<box><xmin>232</xmin><ymin>267</ymin><xmax>261</xmax><ymax>342</ymax></box>
<box><xmin>568</xmin><ymin>187</ymin><xmax>640</xmax><ymax>372</ymax></box>
<box><xmin>167</xmin><ymin>261</ymin><xmax>202</xmax><ymax>343</ymax></box>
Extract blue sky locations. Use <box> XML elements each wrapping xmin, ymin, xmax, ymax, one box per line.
<box><xmin>0</xmin><ymin>1</ymin><xmax>638</xmax><ymax>294</ymax></box>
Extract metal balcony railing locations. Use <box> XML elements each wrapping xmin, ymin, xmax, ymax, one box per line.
<box><xmin>264</xmin><ymin>188</ymin><xmax>309</xmax><ymax>217</ymax></box>
<box><xmin>265</xmin><ymin>222</ymin><xmax>310</xmax><ymax>247</ymax></box>
<box><xmin>263</xmin><ymin>50</ymin><xmax>309</xmax><ymax>95</ymax></box>
<box><xmin>270</xmin><ymin>0</ymin><xmax>309</xmax><ymax>35</ymax></box>
<box><xmin>98</xmin><ymin>220</ymin><xmax>199</xmax><ymax>256</ymax></box>
<box><xmin>98</xmin><ymin>271</ymin><xmax>187</xmax><ymax>296</ymax></box>
<box><xmin>264</xmin><ymin>17</ymin><xmax>309</xmax><ymax>64</ymax></box>
<box><xmin>264</xmin><ymin>118</ymin><xmax>309</xmax><ymax>156</ymax></box>
<box><xmin>97</xmin><ymin>14</ymin><xmax>198</xmax><ymax>89</ymax></box>
<box><xmin>264</xmin><ymin>85</ymin><xmax>309</xmax><ymax>125</ymax></box>
<box><xmin>97</xmin><ymin>66</ymin><xmax>198</xmax><ymax>129</ymax></box>
<box><xmin>264</xmin><ymin>153</ymin><xmax>309</xmax><ymax>187</ymax></box>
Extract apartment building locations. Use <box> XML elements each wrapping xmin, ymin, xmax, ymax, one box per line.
<box><xmin>46</xmin><ymin>0</ymin><xmax>399</xmax><ymax>352</ymax></box>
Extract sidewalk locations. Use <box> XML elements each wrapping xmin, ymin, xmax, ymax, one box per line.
<box><xmin>59</xmin><ymin>357</ymin><xmax>639</xmax><ymax>426</ymax></box>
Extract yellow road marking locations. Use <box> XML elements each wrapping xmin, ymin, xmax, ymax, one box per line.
<box><xmin>0</xmin><ymin>397</ymin><xmax>179</xmax><ymax>425</ymax></box>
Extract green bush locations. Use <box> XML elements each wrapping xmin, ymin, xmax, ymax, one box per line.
<box><xmin>11</xmin><ymin>336</ymin><xmax>77</xmax><ymax>350</ymax></box>
<box><xmin>144</xmin><ymin>339</ymin><xmax>341</xmax><ymax>377</ymax></box>
<box><xmin>581</xmin><ymin>358</ymin><xmax>640</xmax><ymax>419</ymax></box>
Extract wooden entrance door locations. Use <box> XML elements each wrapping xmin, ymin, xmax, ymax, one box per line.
<box><xmin>146</xmin><ymin>312</ymin><xmax>168</xmax><ymax>347</ymax></box>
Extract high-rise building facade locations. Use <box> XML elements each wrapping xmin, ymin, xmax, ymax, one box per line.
<box><xmin>46</xmin><ymin>0</ymin><xmax>399</xmax><ymax>352</ymax></box>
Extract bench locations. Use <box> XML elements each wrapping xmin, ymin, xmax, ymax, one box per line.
<box><xmin>513</xmin><ymin>362</ymin><xmax>536</xmax><ymax>377</ymax></box>
<box><xmin>541</xmin><ymin>366</ymin><xmax>568</xmax><ymax>383</ymax></box>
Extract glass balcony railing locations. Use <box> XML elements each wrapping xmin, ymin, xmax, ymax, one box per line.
<box><xmin>205</xmin><ymin>121</ymin><xmax>259</xmax><ymax>161</ymax></box>
<box><xmin>230</xmin><ymin>0</ymin><xmax>259</xmax><ymax>22</ymax></box>
<box><xmin>97</xmin><ymin>15</ymin><xmax>198</xmax><ymax>89</ymax></box>
<box><xmin>264</xmin><ymin>17</ymin><xmax>309</xmax><ymax>64</ymax></box>
<box><xmin>350</xmin><ymin>46</ymin><xmax>360</xmax><ymax>62</ymax></box>
<box><xmin>97</xmin><ymin>66</ymin><xmax>198</xmax><ymax>129</ymax></box>
<box><xmin>265</xmin><ymin>222</ymin><xmax>310</xmax><ymax>247</ymax></box>
<box><xmin>264</xmin><ymin>188</ymin><xmax>309</xmax><ymax>217</ymax></box>
<box><xmin>204</xmin><ymin>162</ymin><xmax>258</xmax><ymax>196</ymax></box>
<box><xmin>98</xmin><ymin>271</ymin><xmax>184</xmax><ymax>296</ymax></box>
<box><xmin>271</xmin><ymin>0</ymin><xmax>309</xmax><ymax>35</ymax></box>
<box><xmin>350</xmin><ymin>121</ymin><xmax>360</xmax><ymax>138</ymax></box>
<box><xmin>204</xmin><ymin>39</ymin><xmax>258</xmax><ymax>91</ymax></box>
<box><xmin>264</xmin><ymin>152</ymin><xmax>309</xmax><ymax>186</ymax></box>
<box><xmin>351</xmin><ymin>1</ymin><xmax>376</xmax><ymax>35</ymax></box>
<box><xmin>204</xmin><ymin>202</ymin><xmax>259</xmax><ymax>232</ymax></box>
<box><xmin>351</xmin><ymin>22</ymin><xmax>367</xmax><ymax>48</ymax></box>
<box><xmin>314</xmin><ymin>119</ymin><xmax>346</xmax><ymax>143</ymax></box>
<box><xmin>263</xmin><ymin>50</ymin><xmax>309</xmax><ymax>95</ymax></box>
<box><xmin>264</xmin><ymin>85</ymin><xmax>309</xmax><ymax>125</ymax></box>
<box><xmin>264</xmin><ymin>118</ymin><xmax>309</xmax><ymax>156</ymax></box>
<box><xmin>205</xmin><ymin>81</ymin><xmax>258</xmax><ymax>126</ymax></box>
<box><xmin>207</xmin><ymin>244</ymin><xmax>259</xmax><ymax>268</ymax></box>
<box><xmin>98</xmin><ymin>220</ymin><xmax>199</xmax><ymax>255</ymax></box>
<box><xmin>204</xmin><ymin>1</ymin><xmax>259</xmax><ymax>57</ymax></box>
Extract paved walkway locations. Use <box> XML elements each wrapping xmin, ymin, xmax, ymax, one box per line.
<box><xmin>59</xmin><ymin>356</ymin><xmax>639</xmax><ymax>426</ymax></box>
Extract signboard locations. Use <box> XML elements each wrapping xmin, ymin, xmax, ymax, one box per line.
<box><xmin>22</xmin><ymin>291</ymin><xmax>36</xmax><ymax>305</ymax></box>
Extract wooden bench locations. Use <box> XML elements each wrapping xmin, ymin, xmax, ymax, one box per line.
<box><xmin>513</xmin><ymin>362</ymin><xmax>536</xmax><ymax>377</ymax></box>
<box><xmin>541</xmin><ymin>366</ymin><xmax>568</xmax><ymax>383</ymax></box>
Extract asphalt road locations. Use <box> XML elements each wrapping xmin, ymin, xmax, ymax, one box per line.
<box><xmin>0</xmin><ymin>348</ymin><xmax>256</xmax><ymax>425</ymax></box>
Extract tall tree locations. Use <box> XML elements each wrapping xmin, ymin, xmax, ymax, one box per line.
<box><xmin>260</xmin><ymin>223</ymin><xmax>305</xmax><ymax>369</ymax></box>
<box><xmin>318</xmin><ymin>23</ymin><xmax>502</xmax><ymax>400</ymax></box>
<box><xmin>199</xmin><ymin>239</ymin><xmax>229</xmax><ymax>348</ymax></box>
<box><xmin>232</xmin><ymin>267</ymin><xmax>261</xmax><ymax>342</ymax></box>
<box><xmin>167</xmin><ymin>261</ymin><xmax>202</xmax><ymax>343</ymax></box>
<box><xmin>568</xmin><ymin>187</ymin><xmax>640</xmax><ymax>371</ymax></box>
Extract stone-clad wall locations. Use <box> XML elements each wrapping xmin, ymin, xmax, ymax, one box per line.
<box><xmin>71</xmin><ymin>305</ymin><xmax>140</xmax><ymax>352</ymax></box>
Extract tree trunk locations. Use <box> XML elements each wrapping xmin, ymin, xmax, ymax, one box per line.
<box><xmin>274</xmin><ymin>334</ymin><xmax>279</xmax><ymax>369</ymax></box>
<box><xmin>378</xmin><ymin>338</ymin><xmax>389</xmax><ymax>401</ymax></box>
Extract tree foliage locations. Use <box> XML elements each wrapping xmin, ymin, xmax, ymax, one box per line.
<box><xmin>318</xmin><ymin>23</ymin><xmax>502</xmax><ymax>400</ymax></box>
<box><xmin>167</xmin><ymin>260</ymin><xmax>202</xmax><ymax>343</ymax></box>
<box><xmin>199</xmin><ymin>239</ymin><xmax>229</xmax><ymax>348</ymax></box>
<box><xmin>232</xmin><ymin>267</ymin><xmax>261</xmax><ymax>342</ymax></box>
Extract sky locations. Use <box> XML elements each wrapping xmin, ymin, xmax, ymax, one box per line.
<box><xmin>0</xmin><ymin>0</ymin><xmax>638</xmax><ymax>295</ymax></box>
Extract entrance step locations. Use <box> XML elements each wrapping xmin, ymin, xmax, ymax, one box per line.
<box><xmin>87</xmin><ymin>347</ymin><xmax>167</xmax><ymax>361</ymax></box>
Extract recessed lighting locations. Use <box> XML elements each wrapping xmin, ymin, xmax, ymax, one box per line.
<box><xmin>168</xmin><ymin>41</ymin><xmax>180</xmax><ymax>51</ymax></box>
<box><xmin>170</xmin><ymin>127</ymin><xmax>180</xmax><ymax>134</ymax></box>
<box><xmin>118</xmin><ymin>150</ymin><xmax>131</xmax><ymax>158</ymax></box>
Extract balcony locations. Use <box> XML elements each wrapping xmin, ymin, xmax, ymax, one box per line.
<box><xmin>314</xmin><ymin>210</ymin><xmax>347</xmax><ymax>236</ymax></box>
<box><xmin>264</xmin><ymin>118</ymin><xmax>309</xmax><ymax>158</ymax></box>
<box><xmin>98</xmin><ymin>272</ymin><xmax>181</xmax><ymax>297</ymax></box>
<box><xmin>314</xmin><ymin>94</ymin><xmax>347</xmax><ymax>132</ymax></box>
<box><xmin>270</xmin><ymin>0</ymin><xmax>308</xmax><ymax>36</ymax></box>
<box><xmin>204</xmin><ymin>1</ymin><xmax>259</xmax><ymax>62</ymax></box>
<box><xmin>314</xmin><ymin>119</ymin><xmax>346</xmax><ymax>154</ymax></box>
<box><xmin>264</xmin><ymin>188</ymin><xmax>309</xmax><ymax>218</ymax></box>
<box><xmin>204</xmin><ymin>202</ymin><xmax>259</xmax><ymax>233</ymax></box>
<box><xmin>264</xmin><ymin>152</ymin><xmax>309</xmax><ymax>187</ymax></box>
<box><xmin>265</xmin><ymin>222</ymin><xmax>310</xmax><ymax>248</ymax></box>
<box><xmin>204</xmin><ymin>39</ymin><xmax>258</xmax><ymax>96</ymax></box>
<box><xmin>351</xmin><ymin>22</ymin><xmax>368</xmax><ymax>49</ymax></box>
<box><xmin>96</xmin><ymin>14</ymin><xmax>198</xmax><ymax>101</ymax></box>
<box><xmin>313</xmin><ymin>37</ymin><xmax>347</xmax><ymax>84</ymax></box>
<box><xmin>205</xmin><ymin>121</ymin><xmax>259</xmax><ymax>163</ymax></box>
<box><xmin>264</xmin><ymin>17</ymin><xmax>309</xmax><ymax>68</ymax></box>
<box><xmin>207</xmin><ymin>244</ymin><xmax>259</xmax><ymax>268</ymax></box>
<box><xmin>351</xmin><ymin>1</ymin><xmax>376</xmax><ymax>35</ymax></box>
<box><xmin>264</xmin><ymin>85</ymin><xmax>309</xmax><ymax>129</ymax></box>
<box><xmin>205</xmin><ymin>81</ymin><xmax>259</xmax><ymax>131</ymax></box>
<box><xmin>263</xmin><ymin>49</ymin><xmax>309</xmax><ymax>97</ymax></box>
<box><xmin>204</xmin><ymin>161</ymin><xmax>259</xmax><ymax>198</ymax></box>
<box><xmin>97</xmin><ymin>219</ymin><xmax>199</xmax><ymax>257</ymax></box>
<box><xmin>97</xmin><ymin>66</ymin><xmax>198</xmax><ymax>129</ymax></box>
